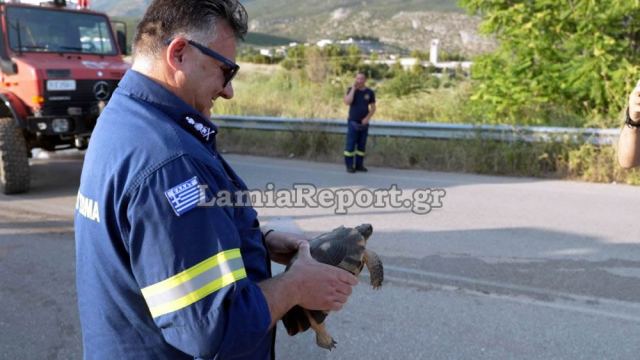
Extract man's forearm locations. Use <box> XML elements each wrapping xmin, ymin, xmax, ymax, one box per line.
<box><xmin>618</xmin><ymin>125</ymin><xmax>640</xmax><ymax>168</ymax></box>
<box><xmin>363</xmin><ymin>106</ymin><xmax>376</xmax><ymax>123</ymax></box>
<box><xmin>257</xmin><ymin>272</ymin><xmax>299</xmax><ymax>329</ymax></box>
<box><xmin>344</xmin><ymin>87</ymin><xmax>356</xmax><ymax>105</ymax></box>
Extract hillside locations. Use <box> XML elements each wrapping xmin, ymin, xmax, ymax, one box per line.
<box><xmin>248</xmin><ymin>10</ymin><xmax>494</xmax><ymax>56</ymax></box>
<box><xmin>93</xmin><ymin>0</ymin><xmax>495</xmax><ymax>56</ymax></box>
<box><xmin>93</xmin><ymin>0</ymin><xmax>461</xmax><ymax>18</ymax></box>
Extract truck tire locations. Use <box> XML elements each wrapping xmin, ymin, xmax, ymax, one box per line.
<box><xmin>0</xmin><ymin>117</ymin><xmax>30</xmax><ymax>194</ymax></box>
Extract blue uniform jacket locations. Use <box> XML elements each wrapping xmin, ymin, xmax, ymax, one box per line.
<box><xmin>75</xmin><ymin>70</ymin><xmax>273</xmax><ymax>359</ymax></box>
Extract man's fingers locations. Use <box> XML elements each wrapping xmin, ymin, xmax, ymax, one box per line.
<box><xmin>335</xmin><ymin>283</ymin><xmax>353</xmax><ymax>296</ymax></box>
<box><xmin>333</xmin><ymin>292</ymin><xmax>348</xmax><ymax>303</ymax></box>
<box><xmin>321</xmin><ymin>264</ymin><xmax>358</xmax><ymax>285</ymax></box>
<box><xmin>337</xmin><ymin>270</ymin><xmax>359</xmax><ymax>286</ymax></box>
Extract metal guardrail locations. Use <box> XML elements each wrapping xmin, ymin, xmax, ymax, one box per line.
<box><xmin>211</xmin><ymin>115</ymin><xmax>620</xmax><ymax>146</ymax></box>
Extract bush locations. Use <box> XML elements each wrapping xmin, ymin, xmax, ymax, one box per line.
<box><xmin>381</xmin><ymin>71</ymin><xmax>440</xmax><ymax>97</ymax></box>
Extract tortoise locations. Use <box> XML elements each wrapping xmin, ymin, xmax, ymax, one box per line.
<box><xmin>282</xmin><ymin>223</ymin><xmax>383</xmax><ymax>350</ymax></box>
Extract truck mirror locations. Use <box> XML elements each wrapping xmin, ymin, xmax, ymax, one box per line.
<box><xmin>0</xmin><ymin>59</ymin><xmax>17</xmax><ymax>75</ymax></box>
<box><xmin>116</xmin><ymin>30</ymin><xmax>127</xmax><ymax>56</ymax></box>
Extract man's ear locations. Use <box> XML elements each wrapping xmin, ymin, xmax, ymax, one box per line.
<box><xmin>165</xmin><ymin>38</ymin><xmax>189</xmax><ymax>72</ymax></box>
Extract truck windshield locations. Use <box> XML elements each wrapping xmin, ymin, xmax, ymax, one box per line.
<box><xmin>7</xmin><ymin>7</ymin><xmax>117</xmax><ymax>55</ymax></box>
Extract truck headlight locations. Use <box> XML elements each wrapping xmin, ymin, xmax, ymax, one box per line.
<box><xmin>52</xmin><ymin>118</ymin><xmax>70</xmax><ymax>133</ymax></box>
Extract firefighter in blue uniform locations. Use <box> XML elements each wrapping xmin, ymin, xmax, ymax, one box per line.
<box><xmin>343</xmin><ymin>72</ymin><xmax>376</xmax><ymax>173</ymax></box>
<box><xmin>74</xmin><ymin>1</ymin><xmax>357</xmax><ymax>359</ymax></box>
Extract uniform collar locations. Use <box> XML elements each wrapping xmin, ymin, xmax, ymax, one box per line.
<box><xmin>117</xmin><ymin>70</ymin><xmax>218</xmax><ymax>145</ymax></box>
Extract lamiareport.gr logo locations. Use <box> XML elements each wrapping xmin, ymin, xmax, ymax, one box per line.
<box><xmin>196</xmin><ymin>183</ymin><xmax>446</xmax><ymax>215</ymax></box>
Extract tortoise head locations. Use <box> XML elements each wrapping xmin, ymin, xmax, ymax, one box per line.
<box><xmin>355</xmin><ymin>223</ymin><xmax>373</xmax><ymax>241</ymax></box>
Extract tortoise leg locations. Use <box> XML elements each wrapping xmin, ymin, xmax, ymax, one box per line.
<box><xmin>303</xmin><ymin>309</ymin><xmax>336</xmax><ymax>350</ymax></box>
<box><xmin>364</xmin><ymin>249</ymin><xmax>384</xmax><ymax>289</ymax></box>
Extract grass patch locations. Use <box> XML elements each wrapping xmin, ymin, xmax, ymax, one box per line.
<box><xmin>217</xmin><ymin>67</ymin><xmax>476</xmax><ymax>123</ymax></box>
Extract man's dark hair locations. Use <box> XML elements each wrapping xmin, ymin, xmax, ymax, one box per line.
<box><xmin>133</xmin><ymin>0</ymin><xmax>248</xmax><ymax>58</ymax></box>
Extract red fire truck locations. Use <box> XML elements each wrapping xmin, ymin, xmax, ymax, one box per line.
<box><xmin>0</xmin><ymin>0</ymin><xmax>128</xmax><ymax>194</ymax></box>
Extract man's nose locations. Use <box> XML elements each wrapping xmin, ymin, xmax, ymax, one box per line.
<box><xmin>220</xmin><ymin>82</ymin><xmax>234</xmax><ymax>99</ymax></box>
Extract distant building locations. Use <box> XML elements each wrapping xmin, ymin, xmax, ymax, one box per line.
<box><xmin>430</xmin><ymin>39</ymin><xmax>440</xmax><ymax>65</ymax></box>
<box><xmin>363</xmin><ymin>38</ymin><xmax>472</xmax><ymax>76</ymax></box>
<box><xmin>316</xmin><ymin>39</ymin><xmax>334</xmax><ymax>48</ymax></box>
<box><xmin>259</xmin><ymin>48</ymin><xmax>273</xmax><ymax>57</ymax></box>
<box><xmin>338</xmin><ymin>38</ymin><xmax>355</xmax><ymax>45</ymax></box>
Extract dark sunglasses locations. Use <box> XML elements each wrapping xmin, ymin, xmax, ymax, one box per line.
<box><xmin>165</xmin><ymin>39</ymin><xmax>240</xmax><ymax>88</ymax></box>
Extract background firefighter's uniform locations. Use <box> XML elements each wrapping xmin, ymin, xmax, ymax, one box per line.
<box><xmin>344</xmin><ymin>86</ymin><xmax>376</xmax><ymax>170</ymax></box>
<box><xmin>75</xmin><ymin>70</ymin><xmax>274</xmax><ymax>360</ymax></box>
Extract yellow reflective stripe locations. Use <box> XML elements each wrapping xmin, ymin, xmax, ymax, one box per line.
<box><xmin>344</xmin><ymin>151</ymin><xmax>355</xmax><ymax>157</ymax></box>
<box><xmin>141</xmin><ymin>248</ymin><xmax>241</xmax><ymax>298</ymax></box>
<box><xmin>148</xmin><ymin>268</ymin><xmax>247</xmax><ymax>318</ymax></box>
<box><xmin>355</xmin><ymin>151</ymin><xmax>366</xmax><ymax>156</ymax></box>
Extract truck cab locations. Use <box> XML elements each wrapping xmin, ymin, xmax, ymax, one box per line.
<box><xmin>0</xmin><ymin>0</ymin><xmax>128</xmax><ymax>194</ymax></box>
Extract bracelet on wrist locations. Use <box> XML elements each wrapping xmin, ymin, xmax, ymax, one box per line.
<box><xmin>263</xmin><ymin>229</ymin><xmax>276</xmax><ymax>240</ymax></box>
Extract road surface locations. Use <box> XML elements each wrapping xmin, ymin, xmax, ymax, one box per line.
<box><xmin>1</xmin><ymin>151</ymin><xmax>639</xmax><ymax>359</ymax></box>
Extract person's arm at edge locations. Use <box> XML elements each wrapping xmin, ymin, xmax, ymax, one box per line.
<box><xmin>619</xmin><ymin>83</ymin><xmax>640</xmax><ymax>168</ymax></box>
<box><xmin>618</xmin><ymin>111</ymin><xmax>640</xmax><ymax>168</ymax></box>
<box><xmin>618</xmin><ymin>126</ymin><xmax>640</xmax><ymax>168</ymax></box>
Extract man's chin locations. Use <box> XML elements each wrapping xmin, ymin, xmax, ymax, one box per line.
<box><xmin>201</xmin><ymin>102</ymin><xmax>213</xmax><ymax>119</ymax></box>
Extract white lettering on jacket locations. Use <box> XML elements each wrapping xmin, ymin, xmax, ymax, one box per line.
<box><xmin>76</xmin><ymin>192</ymin><xmax>101</xmax><ymax>223</ymax></box>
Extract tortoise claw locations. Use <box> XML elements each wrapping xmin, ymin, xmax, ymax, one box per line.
<box><xmin>318</xmin><ymin>338</ymin><xmax>337</xmax><ymax>350</ymax></box>
<box><xmin>316</xmin><ymin>333</ymin><xmax>337</xmax><ymax>350</ymax></box>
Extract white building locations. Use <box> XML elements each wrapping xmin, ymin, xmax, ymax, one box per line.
<box><xmin>316</xmin><ymin>39</ymin><xmax>334</xmax><ymax>48</ymax></box>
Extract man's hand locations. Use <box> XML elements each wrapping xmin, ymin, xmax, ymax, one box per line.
<box><xmin>257</xmin><ymin>240</ymin><xmax>359</xmax><ymax>328</ymax></box>
<box><xmin>264</xmin><ymin>231</ymin><xmax>306</xmax><ymax>265</ymax></box>
<box><xmin>362</xmin><ymin>118</ymin><xmax>370</xmax><ymax>126</ymax></box>
<box><xmin>287</xmin><ymin>242</ymin><xmax>358</xmax><ymax>312</ymax></box>
<box><xmin>629</xmin><ymin>80</ymin><xmax>640</xmax><ymax>122</ymax></box>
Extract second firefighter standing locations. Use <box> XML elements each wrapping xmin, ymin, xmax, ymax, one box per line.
<box><xmin>343</xmin><ymin>73</ymin><xmax>376</xmax><ymax>173</ymax></box>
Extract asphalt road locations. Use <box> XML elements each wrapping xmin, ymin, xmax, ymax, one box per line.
<box><xmin>1</xmin><ymin>151</ymin><xmax>640</xmax><ymax>360</ymax></box>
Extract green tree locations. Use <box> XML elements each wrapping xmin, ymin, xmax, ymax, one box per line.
<box><xmin>323</xmin><ymin>44</ymin><xmax>349</xmax><ymax>75</ymax></box>
<box><xmin>281</xmin><ymin>45</ymin><xmax>307</xmax><ymax>70</ymax></box>
<box><xmin>346</xmin><ymin>44</ymin><xmax>362</xmax><ymax>69</ymax></box>
<box><xmin>459</xmin><ymin>0</ymin><xmax>640</xmax><ymax>126</ymax></box>
<box><xmin>410</xmin><ymin>50</ymin><xmax>430</xmax><ymax>61</ymax></box>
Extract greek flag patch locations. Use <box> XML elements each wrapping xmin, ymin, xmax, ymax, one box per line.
<box><xmin>164</xmin><ymin>176</ymin><xmax>203</xmax><ymax>216</ymax></box>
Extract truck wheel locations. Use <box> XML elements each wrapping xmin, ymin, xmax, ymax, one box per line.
<box><xmin>0</xmin><ymin>117</ymin><xmax>30</xmax><ymax>194</ymax></box>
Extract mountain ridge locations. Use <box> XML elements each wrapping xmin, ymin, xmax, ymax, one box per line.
<box><xmin>92</xmin><ymin>0</ymin><xmax>494</xmax><ymax>56</ymax></box>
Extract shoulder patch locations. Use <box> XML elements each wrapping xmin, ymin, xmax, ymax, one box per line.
<box><xmin>164</xmin><ymin>176</ymin><xmax>204</xmax><ymax>216</ymax></box>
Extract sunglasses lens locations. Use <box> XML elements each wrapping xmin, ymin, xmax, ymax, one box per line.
<box><xmin>224</xmin><ymin>66</ymin><xmax>238</xmax><ymax>87</ymax></box>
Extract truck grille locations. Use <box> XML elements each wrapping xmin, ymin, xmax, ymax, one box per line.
<box><xmin>42</xmin><ymin>79</ymin><xmax>120</xmax><ymax>116</ymax></box>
